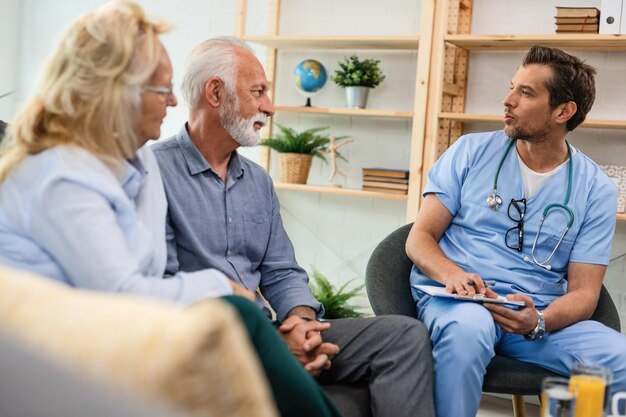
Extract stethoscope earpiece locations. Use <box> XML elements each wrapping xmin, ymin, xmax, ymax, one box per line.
<box><xmin>525</xmin><ymin>253</ymin><xmax>552</xmax><ymax>271</ymax></box>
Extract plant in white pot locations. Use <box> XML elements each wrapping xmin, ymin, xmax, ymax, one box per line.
<box><xmin>331</xmin><ymin>55</ymin><xmax>385</xmax><ymax>109</ymax></box>
<box><xmin>260</xmin><ymin>124</ymin><xmax>331</xmax><ymax>184</ymax></box>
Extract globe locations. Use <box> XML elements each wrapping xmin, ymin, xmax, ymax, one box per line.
<box><xmin>294</xmin><ymin>59</ymin><xmax>327</xmax><ymax>106</ymax></box>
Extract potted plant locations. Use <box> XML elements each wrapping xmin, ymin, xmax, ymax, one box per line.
<box><xmin>309</xmin><ymin>269</ymin><xmax>365</xmax><ymax>319</ymax></box>
<box><xmin>331</xmin><ymin>55</ymin><xmax>385</xmax><ymax>109</ymax></box>
<box><xmin>260</xmin><ymin>124</ymin><xmax>331</xmax><ymax>184</ymax></box>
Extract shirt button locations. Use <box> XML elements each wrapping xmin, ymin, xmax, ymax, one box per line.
<box><xmin>228</xmin><ymin>216</ymin><xmax>233</xmax><ymax>224</ymax></box>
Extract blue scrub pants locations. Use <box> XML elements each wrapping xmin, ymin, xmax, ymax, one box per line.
<box><xmin>417</xmin><ymin>296</ymin><xmax>626</xmax><ymax>417</ymax></box>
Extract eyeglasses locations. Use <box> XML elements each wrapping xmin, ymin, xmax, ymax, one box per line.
<box><xmin>505</xmin><ymin>198</ymin><xmax>526</xmax><ymax>252</ymax></box>
<box><xmin>141</xmin><ymin>83</ymin><xmax>174</xmax><ymax>95</ymax></box>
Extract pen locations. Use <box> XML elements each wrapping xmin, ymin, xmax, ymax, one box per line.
<box><xmin>467</xmin><ymin>280</ymin><xmax>496</xmax><ymax>287</ymax></box>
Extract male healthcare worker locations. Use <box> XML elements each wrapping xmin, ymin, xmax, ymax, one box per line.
<box><xmin>407</xmin><ymin>45</ymin><xmax>626</xmax><ymax>417</ymax></box>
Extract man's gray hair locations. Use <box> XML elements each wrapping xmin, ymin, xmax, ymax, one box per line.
<box><xmin>182</xmin><ymin>36</ymin><xmax>253</xmax><ymax>108</ymax></box>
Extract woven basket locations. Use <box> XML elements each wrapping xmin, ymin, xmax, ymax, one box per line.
<box><xmin>279</xmin><ymin>153</ymin><xmax>313</xmax><ymax>184</ymax></box>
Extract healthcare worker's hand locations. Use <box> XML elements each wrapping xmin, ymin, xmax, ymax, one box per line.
<box><xmin>444</xmin><ymin>272</ymin><xmax>489</xmax><ymax>297</ymax></box>
<box><xmin>484</xmin><ymin>293</ymin><xmax>539</xmax><ymax>334</ymax></box>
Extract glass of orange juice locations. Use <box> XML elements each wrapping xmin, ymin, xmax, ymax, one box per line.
<box><xmin>569</xmin><ymin>362</ymin><xmax>613</xmax><ymax>417</ymax></box>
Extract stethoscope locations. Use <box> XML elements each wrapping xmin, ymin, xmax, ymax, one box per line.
<box><xmin>487</xmin><ymin>139</ymin><xmax>575</xmax><ymax>270</ymax></box>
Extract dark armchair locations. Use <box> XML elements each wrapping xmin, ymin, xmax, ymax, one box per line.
<box><xmin>365</xmin><ymin>223</ymin><xmax>621</xmax><ymax>417</ymax></box>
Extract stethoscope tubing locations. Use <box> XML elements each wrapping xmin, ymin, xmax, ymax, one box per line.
<box><xmin>490</xmin><ymin>138</ymin><xmax>575</xmax><ymax>270</ymax></box>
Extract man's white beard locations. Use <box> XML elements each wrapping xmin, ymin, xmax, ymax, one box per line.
<box><xmin>220</xmin><ymin>93</ymin><xmax>267</xmax><ymax>147</ymax></box>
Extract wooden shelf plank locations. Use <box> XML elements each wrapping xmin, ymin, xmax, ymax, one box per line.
<box><xmin>244</xmin><ymin>35</ymin><xmax>420</xmax><ymax>50</ymax></box>
<box><xmin>274</xmin><ymin>182</ymin><xmax>408</xmax><ymax>200</ymax></box>
<box><xmin>618</xmin><ymin>213</ymin><xmax>626</xmax><ymax>222</ymax></box>
<box><xmin>439</xmin><ymin>112</ymin><xmax>501</xmax><ymax>123</ymax></box>
<box><xmin>275</xmin><ymin>106</ymin><xmax>413</xmax><ymax>119</ymax></box>
<box><xmin>444</xmin><ymin>34</ymin><xmax>626</xmax><ymax>51</ymax></box>
<box><xmin>439</xmin><ymin>112</ymin><xmax>626</xmax><ymax>130</ymax></box>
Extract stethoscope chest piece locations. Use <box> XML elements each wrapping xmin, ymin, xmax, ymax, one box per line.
<box><xmin>487</xmin><ymin>191</ymin><xmax>503</xmax><ymax>211</ymax></box>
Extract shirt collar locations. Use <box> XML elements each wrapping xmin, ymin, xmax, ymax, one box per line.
<box><xmin>175</xmin><ymin>124</ymin><xmax>245</xmax><ymax>180</ymax></box>
<box><xmin>228</xmin><ymin>150</ymin><xmax>245</xmax><ymax>182</ymax></box>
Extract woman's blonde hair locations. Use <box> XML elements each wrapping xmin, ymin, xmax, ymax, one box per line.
<box><xmin>0</xmin><ymin>0</ymin><xmax>171</xmax><ymax>180</ymax></box>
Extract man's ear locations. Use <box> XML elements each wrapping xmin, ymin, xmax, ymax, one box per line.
<box><xmin>555</xmin><ymin>101</ymin><xmax>577</xmax><ymax>126</ymax></box>
<box><xmin>204</xmin><ymin>77</ymin><xmax>223</xmax><ymax>108</ymax></box>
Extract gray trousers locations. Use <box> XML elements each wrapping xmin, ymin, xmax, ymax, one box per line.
<box><xmin>318</xmin><ymin>315</ymin><xmax>435</xmax><ymax>417</ymax></box>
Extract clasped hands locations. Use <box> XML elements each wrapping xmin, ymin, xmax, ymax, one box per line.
<box><xmin>444</xmin><ymin>272</ymin><xmax>540</xmax><ymax>335</ymax></box>
<box><xmin>279</xmin><ymin>316</ymin><xmax>340</xmax><ymax>377</ymax></box>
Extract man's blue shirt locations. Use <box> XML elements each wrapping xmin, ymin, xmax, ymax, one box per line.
<box><xmin>151</xmin><ymin>125</ymin><xmax>322</xmax><ymax>320</ymax></box>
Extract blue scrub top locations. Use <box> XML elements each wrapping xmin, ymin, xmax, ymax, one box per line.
<box><xmin>410</xmin><ymin>130</ymin><xmax>617</xmax><ymax>309</ymax></box>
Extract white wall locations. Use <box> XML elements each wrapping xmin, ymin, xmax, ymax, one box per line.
<box><xmin>7</xmin><ymin>0</ymin><xmax>626</xmax><ymax>325</ymax></box>
<box><xmin>12</xmin><ymin>0</ymin><xmax>239</xmax><ymax>138</ymax></box>
<box><xmin>0</xmin><ymin>0</ymin><xmax>22</xmax><ymax>121</ymax></box>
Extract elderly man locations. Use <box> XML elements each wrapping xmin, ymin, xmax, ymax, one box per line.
<box><xmin>407</xmin><ymin>45</ymin><xmax>626</xmax><ymax>417</ymax></box>
<box><xmin>152</xmin><ymin>36</ymin><xmax>434</xmax><ymax>417</ymax></box>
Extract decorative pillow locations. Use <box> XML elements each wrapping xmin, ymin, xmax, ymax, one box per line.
<box><xmin>0</xmin><ymin>266</ymin><xmax>277</xmax><ymax>417</ymax></box>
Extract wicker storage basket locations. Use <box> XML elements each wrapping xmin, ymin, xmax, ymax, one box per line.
<box><xmin>279</xmin><ymin>153</ymin><xmax>313</xmax><ymax>184</ymax></box>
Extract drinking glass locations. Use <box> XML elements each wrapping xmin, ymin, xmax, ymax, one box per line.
<box><xmin>542</xmin><ymin>377</ymin><xmax>577</xmax><ymax>417</ymax></box>
<box><xmin>569</xmin><ymin>362</ymin><xmax>612</xmax><ymax>417</ymax></box>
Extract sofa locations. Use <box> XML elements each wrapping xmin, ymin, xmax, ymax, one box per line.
<box><xmin>0</xmin><ymin>266</ymin><xmax>278</xmax><ymax>417</ymax></box>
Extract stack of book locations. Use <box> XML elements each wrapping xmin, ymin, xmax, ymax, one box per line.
<box><xmin>362</xmin><ymin>168</ymin><xmax>409</xmax><ymax>195</ymax></box>
<box><xmin>555</xmin><ymin>7</ymin><xmax>600</xmax><ymax>33</ymax></box>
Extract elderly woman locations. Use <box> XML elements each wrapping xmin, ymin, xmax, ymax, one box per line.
<box><xmin>0</xmin><ymin>2</ymin><xmax>341</xmax><ymax>417</ymax></box>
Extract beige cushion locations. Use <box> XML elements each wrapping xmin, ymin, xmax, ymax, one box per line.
<box><xmin>0</xmin><ymin>266</ymin><xmax>277</xmax><ymax>417</ymax></box>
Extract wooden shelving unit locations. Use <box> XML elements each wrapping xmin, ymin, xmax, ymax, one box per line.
<box><xmin>234</xmin><ymin>0</ymin><xmax>625</xmax><ymax>222</ymax></box>
<box><xmin>235</xmin><ymin>0</ymin><xmax>436</xmax><ymax>217</ymax></box>
<box><xmin>274</xmin><ymin>183</ymin><xmax>408</xmax><ymax>200</ymax></box>
<box><xmin>422</xmin><ymin>1</ymin><xmax>626</xmax><ymax>223</ymax></box>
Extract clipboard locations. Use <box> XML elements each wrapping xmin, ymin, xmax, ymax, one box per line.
<box><xmin>412</xmin><ymin>284</ymin><xmax>526</xmax><ymax>308</ymax></box>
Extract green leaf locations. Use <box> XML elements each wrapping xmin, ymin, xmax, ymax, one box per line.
<box><xmin>260</xmin><ymin>124</ymin><xmax>338</xmax><ymax>159</ymax></box>
<box><xmin>309</xmin><ymin>268</ymin><xmax>365</xmax><ymax>319</ymax></box>
<box><xmin>331</xmin><ymin>55</ymin><xmax>385</xmax><ymax>88</ymax></box>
